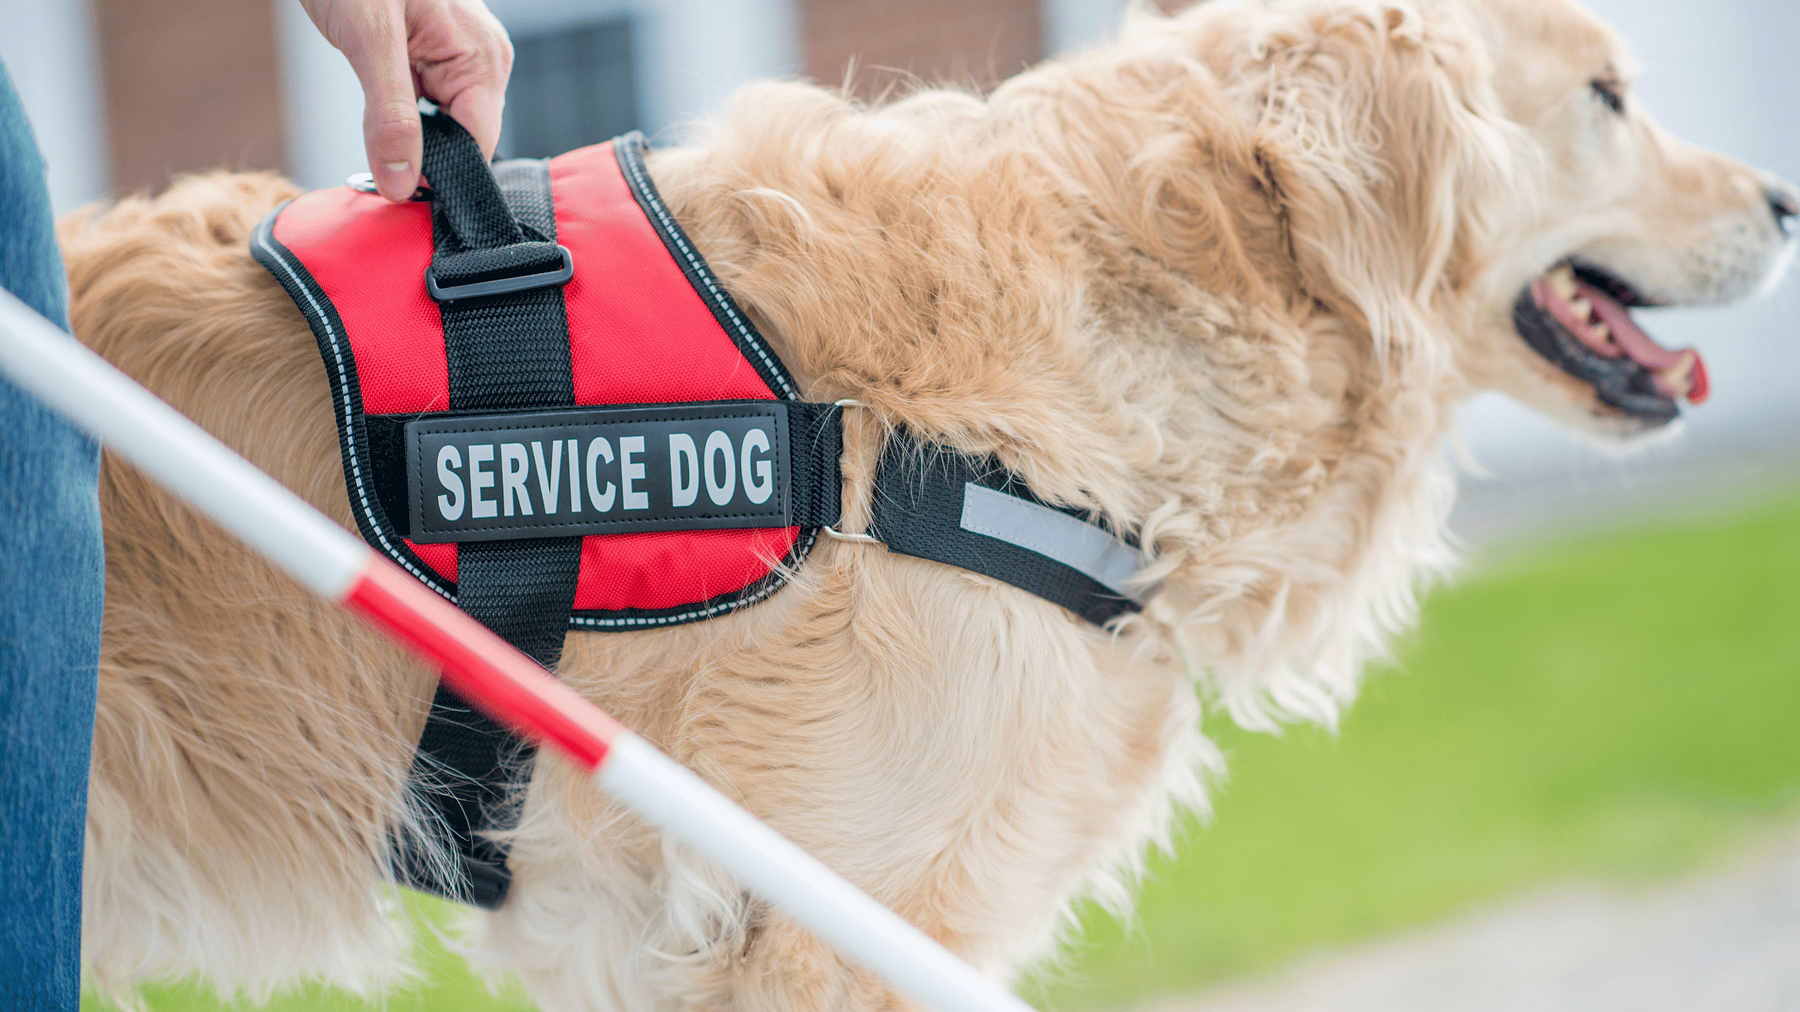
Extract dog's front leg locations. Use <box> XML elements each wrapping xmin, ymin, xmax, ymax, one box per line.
<box><xmin>478</xmin><ymin>557</ymin><xmax>1199</xmax><ymax>1010</ymax></box>
<box><xmin>472</xmin><ymin>767</ymin><xmax>986</xmax><ymax>1012</ymax></box>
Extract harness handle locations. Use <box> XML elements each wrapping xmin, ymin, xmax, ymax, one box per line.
<box><xmin>419</xmin><ymin>109</ymin><xmax>573</xmax><ymax>302</ymax></box>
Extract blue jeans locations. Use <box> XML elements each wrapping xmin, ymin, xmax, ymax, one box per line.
<box><xmin>0</xmin><ymin>62</ymin><xmax>103</xmax><ymax>1009</ymax></box>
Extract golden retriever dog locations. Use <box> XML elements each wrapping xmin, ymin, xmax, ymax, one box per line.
<box><xmin>64</xmin><ymin>0</ymin><xmax>1794</xmax><ymax>1007</ymax></box>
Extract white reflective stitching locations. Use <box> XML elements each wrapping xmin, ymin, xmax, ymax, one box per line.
<box><xmin>261</xmin><ymin>169</ymin><xmax>816</xmax><ymax>630</ymax></box>
<box><xmin>253</xmin><ymin>219</ymin><xmax>455</xmax><ymax>601</ymax></box>
<box><xmin>617</xmin><ymin>141</ymin><xmax>797</xmax><ymax>400</ymax></box>
<box><xmin>567</xmin><ymin>527</ymin><xmax>817</xmax><ymax>628</ymax></box>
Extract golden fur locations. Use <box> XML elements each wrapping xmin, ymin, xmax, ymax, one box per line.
<box><xmin>64</xmin><ymin>0</ymin><xmax>1792</xmax><ymax>1007</ymax></box>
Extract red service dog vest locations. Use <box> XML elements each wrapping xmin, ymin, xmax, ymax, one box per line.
<box><xmin>252</xmin><ymin>112</ymin><xmax>1149</xmax><ymax>909</ymax></box>
<box><xmin>254</xmin><ymin>132</ymin><xmax>836</xmax><ymax>630</ymax></box>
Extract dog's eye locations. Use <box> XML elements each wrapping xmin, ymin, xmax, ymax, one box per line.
<box><xmin>1591</xmin><ymin>80</ymin><xmax>1626</xmax><ymax>116</ymax></box>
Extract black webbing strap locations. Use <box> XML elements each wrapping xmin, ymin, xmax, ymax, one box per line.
<box><xmin>397</xmin><ymin>111</ymin><xmax>581</xmax><ymax>908</ymax></box>
<box><xmin>783</xmin><ymin>402</ymin><xmax>844</xmax><ymax>528</ymax></box>
<box><xmin>867</xmin><ymin>437</ymin><xmax>1145</xmax><ymax>627</ymax></box>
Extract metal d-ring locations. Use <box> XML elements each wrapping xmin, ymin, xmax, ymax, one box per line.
<box><xmin>821</xmin><ymin>525</ymin><xmax>880</xmax><ymax>544</ymax></box>
<box><xmin>345</xmin><ymin>172</ymin><xmax>432</xmax><ymax>201</ymax></box>
<box><xmin>823</xmin><ymin>399</ymin><xmax>880</xmax><ymax>545</ymax></box>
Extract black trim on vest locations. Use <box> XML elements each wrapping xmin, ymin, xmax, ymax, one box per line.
<box><xmin>612</xmin><ymin>133</ymin><xmax>800</xmax><ymax>401</ymax></box>
<box><xmin>251</xmin><ymin>210</ymin><xmax>448</xmax><ymax>591</ymax></box>
<box><xmin>561</xmin><ymin>130</ymin><xmax>826</xmax><ymax>630</ymax></box>
<box><xmin>252</xmin><ymin>130</ymin><xmax>824</xmax><ymax>633</ymax></box>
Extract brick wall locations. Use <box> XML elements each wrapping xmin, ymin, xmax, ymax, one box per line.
<box><xmin>92</xmin><ymin>0</ymin><xmax>285</xmax><ymax>195</ymax></box>
<box><xmin>800</xmin><ymin>0</ymin><xmax>1045</xmax><ymax>99</ymax></box>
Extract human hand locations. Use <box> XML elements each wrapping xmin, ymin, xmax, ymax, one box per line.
<box><xmin>299</xmin><ymin>0</ymin><xmax>514</xmax><ymax>201</ymax></box>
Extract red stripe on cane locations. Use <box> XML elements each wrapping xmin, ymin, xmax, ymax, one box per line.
<box><xmin>342</xmin><ymin>559</ymin><xmax>621</xmax><ymax>770</ymax></box>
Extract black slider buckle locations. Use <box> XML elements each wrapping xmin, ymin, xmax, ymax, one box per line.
<box><xmin>426</xmin><ymin>244</ymin><xmax>574</xmax><ymax>302</ymax></box>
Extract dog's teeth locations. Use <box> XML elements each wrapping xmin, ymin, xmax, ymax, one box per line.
<box><xmin>1589</xmin><ymin>323</ymin><xmax>1611</xmax><ymax>345</ymax></box>
<box><xmin>1548</xmin><ymin>266</ymin><xmax>1578</xmax><ymax>298</ymax></box>
<box><xmin>1568</xmin><ymin>297</ymin><xmax>1592</xmax><ymax>320</ymax></box>
<box><xmin>1656</xmin><ymin>353</ymin><xmax>1697</xmax><ymax>397</ymax></box>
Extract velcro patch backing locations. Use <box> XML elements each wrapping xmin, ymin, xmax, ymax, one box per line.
<box><xmin>405</xmin><ymin>402</ymin><xmax>791</xmax><ymax>543</ymax></box>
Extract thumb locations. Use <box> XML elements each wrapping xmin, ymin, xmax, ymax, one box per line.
<box><xmin>345</xmin><ymin>31</ymin><xmax>423</xmax><ymax>202</ymax></box>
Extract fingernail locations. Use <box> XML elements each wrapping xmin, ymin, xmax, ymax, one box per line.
<box><xmin>376</xmin><ymin>161</ymin><xmax>414</xmax><ymax>200</ymax></box>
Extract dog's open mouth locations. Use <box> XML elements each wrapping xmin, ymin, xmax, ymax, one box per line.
<box><xmin>1513</xmin><ymin>261</ymin><xmax>1709</xmax><ymax>423</ymax></box>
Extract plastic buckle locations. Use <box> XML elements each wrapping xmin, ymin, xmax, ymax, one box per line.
<box><xmin>425</xmin><ymin>245</ymin><xmax>575</xmax><ymax>302</ymax></box>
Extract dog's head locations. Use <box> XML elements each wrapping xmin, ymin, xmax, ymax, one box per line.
<box><xmin>1174</xmin><ymin>0</ymin><xmax>1796</xmax><ymax>443</ymax></box>
<box><xmin>1458</xmin><ymin>0</ymin><xmax>1797</xmax><ymax>440</ymax></box>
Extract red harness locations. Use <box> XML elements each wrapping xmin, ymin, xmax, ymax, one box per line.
<box><xmin>257</xmin><ymin>136</ymin><xmax>813</xmax><ymax>627</ymax></box>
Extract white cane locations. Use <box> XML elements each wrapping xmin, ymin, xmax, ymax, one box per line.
<box><xmin>0</xmin><ymin>288</ymin><xmax>1030</xmax><ymax>1012</ymax></box>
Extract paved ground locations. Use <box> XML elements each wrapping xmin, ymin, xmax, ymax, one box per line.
<box><xmin>1139</xmin><ymin>832</ymin><xmax>1800</xmax><ymax>1012</ymax></box>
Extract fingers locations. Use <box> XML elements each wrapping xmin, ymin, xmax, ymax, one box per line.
<box><xmin>303</xmin><ymin>0</ymin><xmax>512</xmax><ymax>197</ymax></box>
<box><xmin>349</xmin><ymin>26</ymin><xmax>425</xmax><ymax>202</ymax></box>
<box><xmin>442</xmin><ymin>74</ymin><xmax>506</xmax><ymax>162</ymax></box>
<box><xmin>414</xmin><ymin>1</ymin><xmax>514</xmax><ymax>162</ymax></box>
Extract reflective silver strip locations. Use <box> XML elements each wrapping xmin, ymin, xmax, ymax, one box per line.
<box><xmin>958</xmin><ymin>483</ymin><xmax>1149</xmax><ymax>602</ymax></box>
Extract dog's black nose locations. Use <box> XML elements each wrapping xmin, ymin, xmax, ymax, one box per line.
<box><xmin>1769</xmin><ymin>187</ymin><xmax>1799</xmax><ymax>236</ymax></box>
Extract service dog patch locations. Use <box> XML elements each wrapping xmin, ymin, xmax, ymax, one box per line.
<box><xmin>407</xmin><ymin>403</ymin><xmax>791</xmax><ymax>543</ymax></box>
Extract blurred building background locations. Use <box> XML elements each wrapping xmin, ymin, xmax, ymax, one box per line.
<box><xmin>0</xmin><ymin>0</ymin><xmax>1111</xmax><ymax>202</ymax></box>
<box><xmin>3</xmin><ymin>0</ymin><xmax>1794</xmax><ymax>511</ymax></box>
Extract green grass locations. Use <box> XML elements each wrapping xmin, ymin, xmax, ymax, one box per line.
<box><xmin>93</xmin><ymin>900</ymin><xmax>532</xmax><ymax>1012</ymax></box>
<box><xmin>1030</xmin><ymin>487</ymin><xmax>1800</xmax><ymax>1008</ymax></box>
<box><xmin>91</xmin><ymin>489</ymin><xmax>1800</xmax><ymax>1012</ymax></box>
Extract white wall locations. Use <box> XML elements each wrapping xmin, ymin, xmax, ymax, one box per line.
<box><xmin>274</xmin><ymin>0</ymin><xmax>800</xmax><ymax>192</ymax></box>
<box><xmin>0</xmin><ymin>0</ymin><xmax>110</xmax><ymax>213</ymax></box>
<box><xmin>1043</xmin><ymin>0</ymin><xmax>1131</xmax><ymax>55</ymax></box>
<box><xmin>274</xmin><ymin>0</ymin><xmax>370</xmax><ymax>195</ymax></box>
<box><xmin>584</xmin><ymin>0</ymin><xmax>799</xmax><ymax>140</ymax></box>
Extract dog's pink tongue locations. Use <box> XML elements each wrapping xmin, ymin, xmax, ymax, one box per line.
<box><xmin>1576</xmin><ymin>280</ymin><xmax>1710</xmax><ymax>404</ymax></box>
<box><xmin>1577</xmin><ymin>281</ymin><xmax>1686</xmax><ymax>370</ymax></box>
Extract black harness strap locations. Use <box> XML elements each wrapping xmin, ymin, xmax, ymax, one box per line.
<box><xmin>397</xmin><ymin>112</ymin><xmax>581</xmax><ymax>908</ymax></box>
<box><xmin>868</xmin><ymin>439</ymin><xmax>1145</xmax><ymax>628</ymax></box>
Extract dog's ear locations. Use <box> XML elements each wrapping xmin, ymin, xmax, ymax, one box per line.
<box><xmin>1244</xmin><ymin>1</ymin><xmax>1519</xmax><ymax>364</ymax></box>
